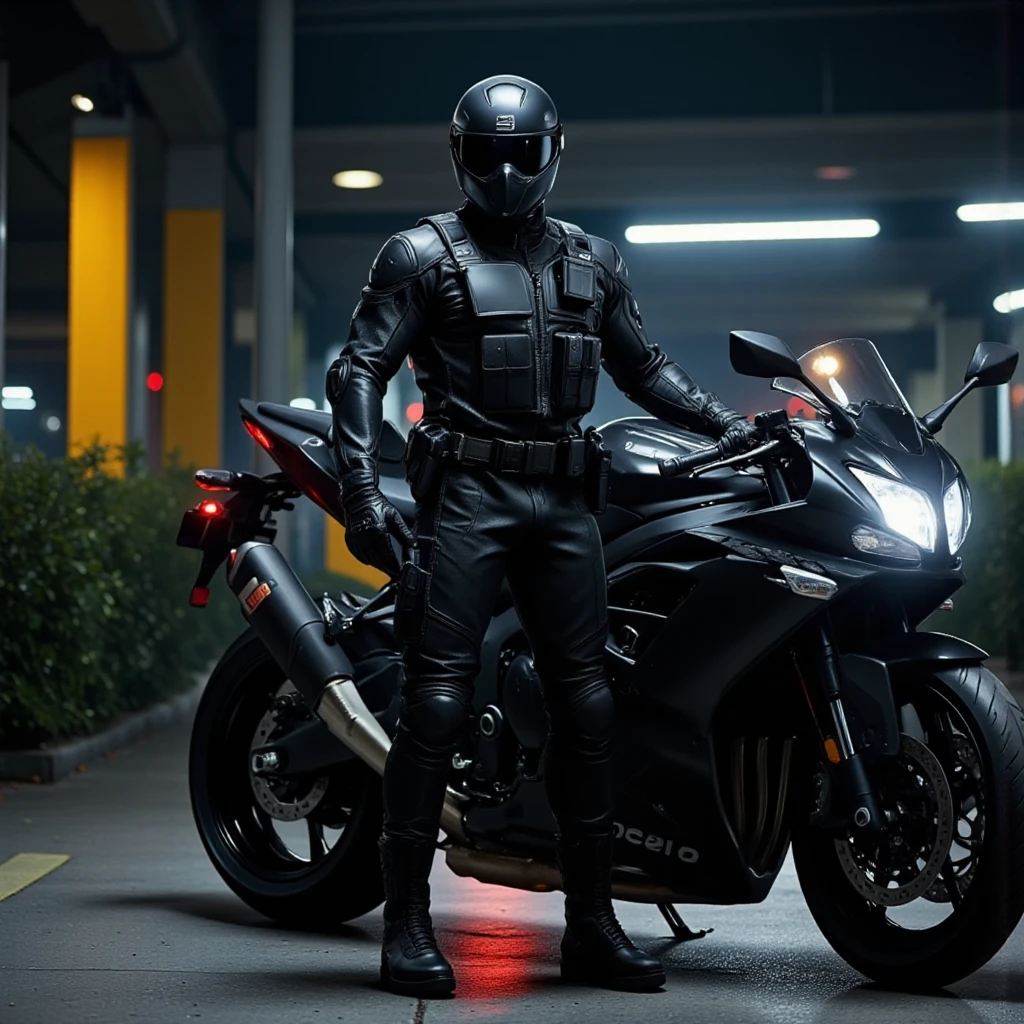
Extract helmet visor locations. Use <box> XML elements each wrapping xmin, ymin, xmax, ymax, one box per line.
<box><xmin>455</xmin><ymin>132</ymin><xmax>558</xmax><ymax>179</ymax></box>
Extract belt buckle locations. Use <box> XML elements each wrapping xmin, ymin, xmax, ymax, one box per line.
<box><xmin>495</xmin><ymin>438</ymin><xmax>526</xmax><ymax>472</ymax></box>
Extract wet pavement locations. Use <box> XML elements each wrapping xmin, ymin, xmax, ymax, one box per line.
<box><xmin>2</xmin><ymin>719</ymin><xmax>1024</xmax><ymax>1024</ymax></box>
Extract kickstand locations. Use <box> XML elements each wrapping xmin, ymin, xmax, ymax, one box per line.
<box><xmin>657</xmin><ymin>903</ymin><xmax>712</xmax><ymax>942</ymax></box>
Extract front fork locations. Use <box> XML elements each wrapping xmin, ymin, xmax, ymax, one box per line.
<box><xmin>799</xmin><ymin>628</ymin><xmax>887</xmax><ymax>835</ymax></box>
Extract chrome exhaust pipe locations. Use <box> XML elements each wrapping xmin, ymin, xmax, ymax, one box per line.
<box><xmin>228</xmin><ymin>542</ymin><xmax>467</xmax><ymax>841</ymax></box>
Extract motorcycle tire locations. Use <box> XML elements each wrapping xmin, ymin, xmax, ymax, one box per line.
<box><xmin>793</xmin><ymin>664</ymin><xmax>1024</xmax><ymax>989</ymax></box>
<box><xmin>189</xmin><ymin>628</ymin><xmax>385</xmax><ymax>928</ymax></box>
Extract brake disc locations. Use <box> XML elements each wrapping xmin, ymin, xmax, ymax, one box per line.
<box><xmin>249</xmin><ymin>704</ymin><xmax>329</xmax><ymax>823</ymax></box>
<box><xmin>834</xmin><ymin>735</ymin><xmax>955</xmax><ymax>907</ymax></box>
<box><xmin>924</xmin><ymin>732</ymin><xmax>984</xmax><ymax>903</ymax></box>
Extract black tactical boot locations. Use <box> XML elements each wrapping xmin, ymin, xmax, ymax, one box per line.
<box><xmin>557</xmin><ymin>832</ymin><xmax>666</xmax><ymax>992</ymax></box>
<box><xmin>379</xmin><ymin>834</ymin><xmax>456</xmax><ymax>997</ymax></box>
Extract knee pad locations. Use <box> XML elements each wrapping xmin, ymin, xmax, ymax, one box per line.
<box><xmin>400</xmin><ymin>685</ymin><xmax>470</xmax><ymax>750</ymax></box>
<box><xmin>550</xmin><ymin>675</ymin><xmax>614</xmax><ymax>743</ymax></box>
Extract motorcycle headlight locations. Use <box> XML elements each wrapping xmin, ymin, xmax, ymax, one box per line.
<box><xmin>848</xmin><ymin>466</ymin><xmax>937</xmax><ymax>552</ymax></box>
<box><xmin>943</xmin><ymin>477</ymin><xmax>972</xmax><ymax>554</ymax></box>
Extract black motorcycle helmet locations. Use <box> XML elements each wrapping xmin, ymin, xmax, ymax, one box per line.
<box><xmin>450</xmin><ymin>75</ymin><xmax>563</xmax><ymax>219</ymax></box>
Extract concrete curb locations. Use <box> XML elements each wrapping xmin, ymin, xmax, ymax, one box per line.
<box><xmin>0</xmin><ymin>672</ymin><xmax>209</xmax><ymax>784</ymax></box>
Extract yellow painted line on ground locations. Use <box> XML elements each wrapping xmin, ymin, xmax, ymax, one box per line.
<box><xmin>0</xmin><ymin>854</ymin><xmax>70</xmax><ymax>902</ymax></box>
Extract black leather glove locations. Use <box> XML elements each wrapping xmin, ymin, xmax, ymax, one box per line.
<box><xmin>718</xmin><ymin>417</ymin><xmax>764</xmax><ymax>457</ymax></box>
<box><xmin>340</xmin><ymin>482</ymin><xmax>416</xmax><ymax>578</ymax></box>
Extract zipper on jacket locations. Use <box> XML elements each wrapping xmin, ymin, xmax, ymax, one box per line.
<box><xmin>520</xmin><ymin>239</ymin><xmax>549</xmax><ymax>417</ymax></box>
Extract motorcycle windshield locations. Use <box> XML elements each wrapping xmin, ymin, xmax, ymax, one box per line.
<box><xmin>774</xmin><ymin>338</ymin><xmax>922</xmax><ymax>451</ymax></box>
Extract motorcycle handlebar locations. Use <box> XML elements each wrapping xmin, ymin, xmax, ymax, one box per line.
<box><xmin>658</xmin><ymin>443</ymin><xmax>726</xmax><ymax>478</ymax></box>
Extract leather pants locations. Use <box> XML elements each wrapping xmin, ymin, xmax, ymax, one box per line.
<box><xmin>385</xmin><ymin>466</ymin><xmax>613</xmax><ymax>842</ymax></box>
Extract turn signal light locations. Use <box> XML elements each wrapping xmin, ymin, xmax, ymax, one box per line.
<box><xmin>243</xmin><ymin>420</ymin><xmax>273</xmax><ymax>451</ymax></box>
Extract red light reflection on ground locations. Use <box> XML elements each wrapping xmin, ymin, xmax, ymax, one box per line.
<box><xmin>439</xmin><ymin>879</ymin><xmax>553</xmax><ymax>1007</ymax></box>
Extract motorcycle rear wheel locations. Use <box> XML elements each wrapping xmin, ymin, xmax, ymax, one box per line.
<box><xmin>793</xmin><ymin>664</ymin><xmax>1024</xmax><ymax>989</ymax></box>
<box><xmin>189</xmin><ymin>629</ymin><xmax>385</xmax><ymax>927</ymax></box>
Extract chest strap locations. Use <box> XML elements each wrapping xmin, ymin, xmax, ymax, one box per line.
<box><xmin>417</xmin><ymin>212</ymin><xmax>485</xmax><ymax>272</ymax></box>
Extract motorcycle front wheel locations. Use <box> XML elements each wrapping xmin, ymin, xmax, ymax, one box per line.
<box><xmin>189</xmin><ymin>629</ymin><xmax>385</xmax><ymax>927</ymax></box>
<box><xmin>793</xmin><ymin>663</ymin><xmax>1024</xmax><ymax>989</ymax></box>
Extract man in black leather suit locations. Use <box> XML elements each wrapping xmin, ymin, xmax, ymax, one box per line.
<box><xmin>328</xmin><ymin>75</ymin><xmax>760</xmax><ymax>998</ymax></box>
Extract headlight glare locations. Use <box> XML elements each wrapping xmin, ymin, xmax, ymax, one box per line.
<box><xmin>848</xmin><ymin>466</ymin><xmax>937</xmax><ymax>552</ymax></box>
<box><xmin>943</xmin><ymin>478</ymin><xmax>971</xmax><ymax>554</ymax></box>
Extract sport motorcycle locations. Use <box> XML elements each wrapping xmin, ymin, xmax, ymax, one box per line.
<box><xmin>180</xmin><ymin>329</ymin><xmax>1023</xmax><ymax>988</ymax></box>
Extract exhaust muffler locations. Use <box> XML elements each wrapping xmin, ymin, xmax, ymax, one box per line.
<box><xmin>227</xmin><ymin>541</ymin><xmax>466</xmax><ymax>840</ymax></box>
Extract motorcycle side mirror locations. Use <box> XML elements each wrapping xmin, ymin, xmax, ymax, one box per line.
<box><xmin>730</xmin><ymin>330</ymin><xmax>856</xmax><ymax>435</ymax></box>
<box><xmin>922</xmin><ymin>342</ymin><xmax>1019</xmax><ymax>435</ymax></box>
<box><xmin>964</xmin><ymin>341</ymin><xmax>1019</xmax><ymax>387</ymax></box>
<box><xmin>729</xmin><ymin>331</ymin><xmax>803</xmax><ymax>379</ymax></box>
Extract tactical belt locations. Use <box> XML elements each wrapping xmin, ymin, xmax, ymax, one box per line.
<box><xmin>449</xmin><ymin>431</ymin><xmax>587</xmax><ymax>477</ymax></box>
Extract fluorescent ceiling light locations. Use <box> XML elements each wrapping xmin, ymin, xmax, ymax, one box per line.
<box><xmin>994</xmin><ymin>288</ymin><xmax>1024</xmax><ymax>314</ymax></box>
<box><xmin>71</xmin><ymin>93</ymin><xmax>95</xmax><ymax>113</ymax></box>
<box><xmin>289</xmin><ymin>397</ymin><xmax>318</xmax><ymax>410</ymax></box>
<box><xmin>957</xmin><ymin>202</ymin><xmax>1024</xmax><ymax>222</ymax></box>
<box><xmin>624</xmin><ymin>219</ymin><xmax>880</xmax><ymax>244</ymax></box>
<box><xmin>332</xmin><ymin>169</ymin><xmax>383</xmax><ymax>189</ymax></box>
<box><xmin>2</xmin><ymin>385</ymin><xmax>33</xmax><ymax>400</ymax></box>
<box><xmin>2</xmin><ymin>397</ymin><xmax>36</xmax><ymax>411</ymax></box>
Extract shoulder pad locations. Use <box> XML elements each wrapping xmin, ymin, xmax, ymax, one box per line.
<box><xmin>367</xmin><ymin>226</ymin><xmax>445</xmax><ymax>289</ymax></box>
<box><xmin>585</xmin><ymin>234</ymin><xmax>628</xmax><ymax>284</ymax></box>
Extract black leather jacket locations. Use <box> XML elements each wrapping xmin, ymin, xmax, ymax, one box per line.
<box><xmin>329</xmin><ymin>202</ymin><xmax>744</xmax><ymax>489</ymax></box>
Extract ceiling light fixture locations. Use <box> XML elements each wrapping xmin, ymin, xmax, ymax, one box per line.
<box><xmin>993</xmin><ymin>288</ymin><xmax>1024</xmax><ymax>314</ymax></box>
<box><xmin>624</xmin><ymin>219</ymin><xmax>880</xmax><ymax>244</ymax></box>
<box><xmin>957</xmin><ymin>202</ymin><xmax>1024</xmax><ymax>222</ymax></box>
<box><xmin>332</xmin><ymin>169</ymin><xmax>383</xmax><ymax>190</ymax></box>
<box><xmin>71</xmin><ymin>93</ymin><xmax>95</xmax><ymax>113</ymax></box>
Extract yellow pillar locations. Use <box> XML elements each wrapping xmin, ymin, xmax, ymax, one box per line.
<box><xmin>162</xmin><ymin>147</ymin><xmax>224</xmax><ymax>468</ymax></box>
<box><xmin>326</xmin><ymin>516</ymin><xmax>388</xmax><ymax>590</ymax></box>
<box><xmin>67</xmin><ymin>120</ymin><xmax>132</xmax><ymax>461</ymax></box>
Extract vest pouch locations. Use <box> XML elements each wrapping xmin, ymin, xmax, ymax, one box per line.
<box><xmin>464</xmin><ymin>263</ymin><xmax>533</xmax><ymax>317</ymax></box>
<box><xmin>480</xmin><ymin>333</ymin><xmax>535</xmax><ymax>412</ymax></box>
<box><xmin>552</xmin><ymin>332</ymin><xmax>601</xmax><ymax>414</ymax></box>
<box><xmin>559</xmin><ymin>256</ymin><xmax>597</xmax><ymax>305</ymax></box>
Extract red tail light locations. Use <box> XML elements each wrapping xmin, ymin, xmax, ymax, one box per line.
<box><xmin>190</xmin><ymin>586</ymin><xmax>210</xmax><ymax>607</ymax></box>
<box><xmin>243</xmin><ymin>420</ymin><xmax>273</xmax><ymax>451</ymax></box>
<box><xmin>200</xmin><ymin>500</ymin><xmax>223</xmax><ymax>517</ymax></box>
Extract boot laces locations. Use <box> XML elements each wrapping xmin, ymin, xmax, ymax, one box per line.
<box><xmin>592</xmin><ymin>898</ymin><xmax>631</xmax><ymax>949</ymax></box>
<box><xmin>404</xmin><ymin>894</ymin><xmax>437</xmax><ymax>954</ymax></box>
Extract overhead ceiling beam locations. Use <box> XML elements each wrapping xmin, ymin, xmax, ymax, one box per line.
<box><xmin>69</xmin><ymin>0</ymin><xmax>224</xmax><ymax>143</ymax></box>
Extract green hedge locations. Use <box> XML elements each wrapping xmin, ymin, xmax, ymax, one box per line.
<box><xmin>928</xmin><ymin>460</ymin><xmax>1024</xmax><ymax>669</ymax></box>
<box><xmin>0</xmin><ymin>442</ymin><xmax>243</xmax><ymax>749</ymax></box>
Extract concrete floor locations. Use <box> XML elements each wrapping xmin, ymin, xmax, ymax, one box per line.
<box><xmin>2</xmin><ymin>721</ymin><xmax>1024</xmax><ymax>1024</ymax></box>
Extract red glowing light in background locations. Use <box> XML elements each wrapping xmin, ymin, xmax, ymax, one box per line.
<box><xmin>146</xmin><ymin>371</ymin><xmax>164</xmax><ymax>392</ymax></box>
<box><xmin>786</xmin><ymin>396</ymin><xmax>817</xmax><ymax>419</ymax></box>
<box><xmin>815</xmin><ymin>165</ymin><xmax>856</xmax><ymax>181</ymax></box>
<box><xmin>406</xmin><ymin>401</ymin><xmax>424</xmax><ymax>422</ymax></box>
<box><xmin>1012</xmin><ymin>383</ymin><xmax>1024</xmax><ymax>411</ymax></box>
